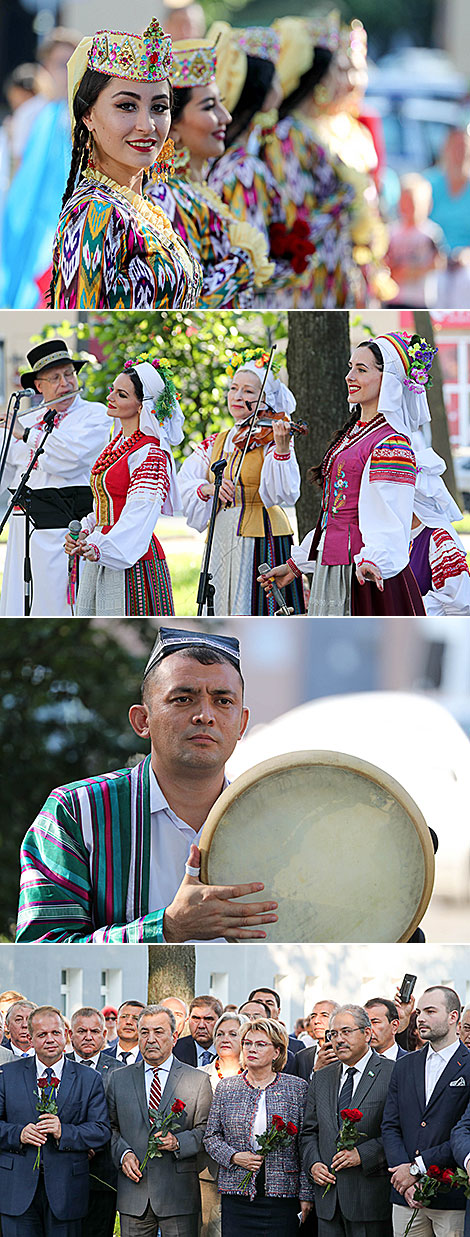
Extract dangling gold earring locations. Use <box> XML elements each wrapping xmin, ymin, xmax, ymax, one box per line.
<box><xmin>149</xmin><ymin>137</ymin><xmax>175</xmax><ymax>183</ymax></box>
<box><xmin>172</xmin><ymin>143</ymin><xmax>191</xmax><ymax>175</ymax></box>
<box><xmin>86</xmin><ymin>131</ymin><xmax>96</xmax><ymax>172</ymax></box>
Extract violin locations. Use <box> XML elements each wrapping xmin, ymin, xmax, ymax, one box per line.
<box><xmin>232</xmin><ymin>404</ymin><xmax>308</xmax><ymax>451</ymax></box>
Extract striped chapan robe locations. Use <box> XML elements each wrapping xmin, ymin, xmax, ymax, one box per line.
<box><xmin>16</xmin><ymin>756</ymin><xmax>166</xmax><ymax>943</ymax></box>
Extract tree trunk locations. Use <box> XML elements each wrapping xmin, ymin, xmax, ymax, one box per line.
<box><xmin>413</xmin><ymin>310</ymin><xmax>461</xmax><ymax>505</ymax></box>
<box><xmin>148</xmin><ymin>946</ymin><xmax>196</xmax><ymax>1006</ymax></box>
<box><xmin>286</xmin><ymin>311</ymin><xmax>351</xmax><ymax>541</ymax></box>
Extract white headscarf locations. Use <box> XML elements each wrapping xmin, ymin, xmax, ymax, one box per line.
<box><xmin>413</xmin><ymin>443</ymin><xmax>465</xmax><ymax>549</ymax></box>
<box><xmin>373</xmin><ymin>336</ymin><xmax>431</xmax><ymax>439</ymax></box>
<box><xmin>116</xmin><ymin>360</ymin><xmax>184</xmax><ymax>515</ymax></box>
<box><xmin>233</xmin><ymin>363</ymin><xmax>297</xmax><ymax>417</ymax></box>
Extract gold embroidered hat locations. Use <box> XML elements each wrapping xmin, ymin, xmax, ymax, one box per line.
<box><xmin>67</xmin><ymin>19</ymin><xmax>172</xmax><ymax>131</ymax></box>
<box><xmin>207</xmin><ymin>21</ymin><xmax>247</xmax><ymax>113</ymax></box>
<box><xmin>237</xmin><ymin>27</ymin><xmax>280</xmax><ymax>62</ymax></box>
<box><xmin>170</xmin><ymin>39</ymin><xmax>218</xmax><ymax>87</ymax></box>
<box><xmin>272</xmin><ymin>17</ymin><xmax>313</xmax><ymax>98</ymax></box>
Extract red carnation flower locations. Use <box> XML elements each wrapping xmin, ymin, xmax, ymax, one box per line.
<box><xmin>427</xmin><ymin>1165</ymin><xmax>442</xmax><ymax>1179</ymax></box>
<box><xmin>441</xmin><ymin>1169</ymin><xmax>454</xmax><ymax>1185</ymax></box>
<box><xmin>50</xmin><ymin>1077</ymin><xmax>59</xmax><ymax>1088</ymax></box>
<box><xmin>340</xmin><ymin>1109</ymin><xmax>363</xmax><ymax>1122</ymax></box>
<box><xmin>272</xmin><ymin>1115</ymin><xmax>285</xmax><ymax>1130</ymax></box>
<box><xmin>286</xmin><ymin>1121</ymin><xmax>298</xmax><ymax>1135</ymax></box>
<box><xmin>171</xmin><ymin>1099</ymin><xmax>186</xmax><ymax>1114</ymax></box>
<box><xmin>37</xmin><ymin>1078</ymin><xmax>48</xmax><ymax>1089</ymax></box>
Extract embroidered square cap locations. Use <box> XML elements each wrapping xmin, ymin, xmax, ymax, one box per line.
<box><xmin>144</xmin><ymin>627</ymin><xmax>241</xmax><ymax>678</ymax></box>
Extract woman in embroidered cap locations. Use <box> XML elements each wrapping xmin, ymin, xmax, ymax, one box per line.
<box><xmin>147</xmin><ymin>38</ymin><xmax>273</xmax><ymax>308</ymax></box>
<box><xmin>50</xmin><ymin>19</ymin><xmax>202</xmax><ymax>308</ymax></box>
<box><xmin>178</xmin><ymin>348</ymin><xmax>305</xmax><ymax>615</ymax></box>
<box><xmin>260</xmin><ymin>332</ymin><xmax>438</xmax><ymax>616</ymax></box>
<box><xmin>64</xmin><ymin>355</ymin><xmax>182</xmax><ymax>615</ymax></box>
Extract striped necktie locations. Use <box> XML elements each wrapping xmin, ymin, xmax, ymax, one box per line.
<box><xmin>149</xmin><ymin>1069</ymin><xmax>161</xmax><ymax>1119</ymax></box>
<box><xmin>337</xmin><ymin>1066</ymin><xmax>356</xmax><ymax>1119</ymax></box>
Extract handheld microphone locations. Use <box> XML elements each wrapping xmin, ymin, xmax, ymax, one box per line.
<box><xmin>68</xmin><ymin>519</ymin><xmax>82</xmax><ymax>569</ymax></box>
<box><xmin>259</xmin><ymin>562</ymin><xmax>294</xmax><ymax>616</ymax></box>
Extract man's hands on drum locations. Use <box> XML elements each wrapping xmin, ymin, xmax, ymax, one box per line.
<box><xmin>163</xmin><ymin>843</ymin><xmax>278</xmax><ymax>943</ymax></box>
<box><xmin>355</xmin><ymin>559</ymin><xmax>384</xmax><ymax>591</ymax></box>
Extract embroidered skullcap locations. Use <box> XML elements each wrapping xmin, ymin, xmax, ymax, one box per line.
<box><xmin>67</xmin><ymin>19</ymin><xmax>172</xmax><ymax>133</ymax></box>
<box><xmin>208</xmin><ymin>21</ymin><xmax>247</xmax><ymax>112</ymax></box>
<box><xmin>143</xmin><ymin>627</ymin><xmax>241</xmax><ymax>678</ymax></box>
<box><xmin>170</xmin><ymin>39</ymin><xmax>217</xmax><ymax>88</ymax></box>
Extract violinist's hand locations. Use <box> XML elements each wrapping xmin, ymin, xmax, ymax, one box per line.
<box><xmin>272</xmin><ymin>417</ymin><xmax>291</xmax><ymax>455</ymax></box>
<box><xmin>64</xmin><ymin>530</ymin><xmax>87</xmax><ymax>556</ymax></box>
<box><xmin>258</xmin><ymin>563</ymin><xmax>295</xmax><ymax>594</ymax></box>
<box><xmin>355</xmin><ymin>559</ymin><xmax>384</xmax><ymax>591</ymax></box>
<box><xmin>163</xmin><ymin>844</ymin><xmax>278</xmax><ymax>942</ymax></box>
<box><xmin>219</xmin><ymin>478</ymin><xmax>235</xmax><ymax>506</ymax></box>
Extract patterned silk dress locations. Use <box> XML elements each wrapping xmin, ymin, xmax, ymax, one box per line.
<box><xmin>51</xmin><ymin>172</ymin><xmax>202</xmax><ymax>309</ymax></box>
<box><xmin>149</xmin><ymin>173</ymin><xmax>273</xmax><ymax>308</ymax></box>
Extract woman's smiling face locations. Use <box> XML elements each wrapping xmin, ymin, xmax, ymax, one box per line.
<box><xmin>171</xmin><ymin>82</ymin><xmax>231</xmax><ymax>162</ymax></box>
<box><xmin>84</xmin><ymin>77</ymin><xmax>171</xmax><ymax>180</ymax></box>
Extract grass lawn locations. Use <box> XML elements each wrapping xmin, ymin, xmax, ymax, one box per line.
<box><xmin>167</xmin><ymin>550</ymin><xmax>202</xmax><ymax>617</ymax></box>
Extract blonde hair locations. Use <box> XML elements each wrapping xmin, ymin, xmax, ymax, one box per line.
<box><xmin>240</xmin><ymin>1017</ymin><xmax>289</xmax><ymax>1072</ymax></box>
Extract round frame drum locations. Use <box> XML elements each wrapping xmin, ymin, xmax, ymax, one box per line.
<box><xmin>199</xmin><ymin>750</ymin><xmax>435</xmax><ymax>942</ymax></box>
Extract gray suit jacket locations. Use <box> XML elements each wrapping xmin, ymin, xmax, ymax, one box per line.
<box><xmin>107</xmin><ymin>1056</ymin><xmax>213</xmax><ymax>1218</ymax></box>
<box><xmin>300</xmin><ymin>1050</ymin><xmax>394</xmax><ymax>1223</ymax></box>
<box><xmin>0</xmin><ymin>1046</ymin><xmax>14</xmax><ymax>1065</ymax></box>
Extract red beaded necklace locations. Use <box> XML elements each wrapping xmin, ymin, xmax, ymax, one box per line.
<box><xmin>215</xmin><ymin>1057</ymin><xmax>243</xmax><ymax>1081</ymax></box>
<box><xmin>91</xmin><ymin>428</ymin><xmax>144</xmax><ymax>476</ymax></box>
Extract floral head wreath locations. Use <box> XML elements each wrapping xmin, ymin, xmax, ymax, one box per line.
<box><xmin>377</xmin><ymin>332</ymin><xmax>438</xmax><ymax>394</ymax></box>
<box><xmin>226</xmin><ymin>347</ymin><xmax>283</xmax><ymax>379</ymax></box>
<box><xmin>124</xmin><ymin>354</ymin><xmax>180</xmax><ymax>421</ymax></box>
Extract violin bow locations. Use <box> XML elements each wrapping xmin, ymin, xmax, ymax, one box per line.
<box><xmin>231</xmin><ymin>343</ymin><xmax>277</xmax><ymax>488</ymax></box>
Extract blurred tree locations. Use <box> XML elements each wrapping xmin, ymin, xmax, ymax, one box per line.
<box><xmin>0</xmin><ymin>620</ymin><xmax>166</xmax><ymax>938</ymax></box>
<box><xmin>286</xmin><ymin>310</ymin><xmax>351</xmax><ymax>541</ymax></box>
<box><xmin>206</xmin><ymin>0</ymin><xmax>438</xmax><ymax>54</ymax></box>
<box><xmin>148</xmin><ymin>946</ymin><xmax>195</xmax><ymax>1007</ymax></box>
<box><xmin>32</xmin><ymin>311</ymin><xmax>287</xmax><ymax>463</ymax></box>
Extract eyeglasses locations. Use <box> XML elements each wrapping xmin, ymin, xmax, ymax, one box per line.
<box><xmin>244</xmin><ymin>1040</ymin><xmax>272</xmax><ymax>1050</ymax></box>
<box><xmin>329</xmin><ymin>1027</ymin><xmax>364</xmax><ymax>1040</ymax></box>
<box><xmin>39</xmin><ymin>367</ymin><xmax>76</xmax><ymax>385</ymax></box>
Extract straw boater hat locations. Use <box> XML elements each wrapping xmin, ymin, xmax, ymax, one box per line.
<box><xmin>21</xmin><ymin>339</ymin><xmax>87</xmax><ymax>389</ymax></box>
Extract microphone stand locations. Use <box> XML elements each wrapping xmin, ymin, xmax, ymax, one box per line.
<box><xmin>196</xmin><ymin>458</ymin><xmax>227</xmax><ymax>616</ymax></box>
<box><xmin>0</xmin><ymin>408</ymin><xmax>59</xmax><ymax>616</ymax></box>
<box><xmin>0</xmin><ymin>394</ymin><xmax>20</xmax><ymax>490</ymax></box>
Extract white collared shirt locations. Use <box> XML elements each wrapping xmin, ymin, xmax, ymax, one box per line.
<box><xmin>382</xmin><ymin>1043</ymin><xmax>400</xmax><ymax>1061</ymax></box>
<box><xmin>339</xmin><ymin>1048</ymin><xmax>374</xmax><ymax>1098</ymax></box>
<box><xmin>115</xmin><ymin>1044</ymin><xmax>140</xmax><ymax>1066</ymax></box>
<box><xmin>424</xmin><ymin>1038</ymin><xmax>461</xmax><ymax>1104</ymax></box>
<box><xmin>11</xmin><ymin>1044</ymin><xmax>35</xmax><ymax>1058</ymax></box>
<box><xmin>143</xmin><ymin>1052</ymin><xmax>174</xmax><ymax>1106</ymax></box>
<box><xmin>148</xmin><ymin>767</ymin><xmax>228</xmax><ymax>913</ymax></box>
<box><xmin>73</xmin><ymin>1051</ymin><xmax>100</xmax><ymax>1068</ymax></box>
<box><xmin>35</xmin><ymin>1054</ymin><xmax>65</xmax><ymax>1083</ymax></box>
<box><xmin>195</xmin><ymin>1043</ymin><xmax>216</xmax><ymax>1068</ymax></box>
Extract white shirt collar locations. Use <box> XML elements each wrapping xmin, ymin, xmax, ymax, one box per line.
<box><xmin>73</xmin><ymin>1051</ymin><xmax>101</xmax><ymax>1067</ymax></box>
<box><xmin>12</xmin><ymin>1044</ymin><xmax>35</xmax><ymax>1057</ymax></box>
<box><xmin>35</xmin><ymin>1054</ymin><xmax>66</xmax><ymax>1081</ymax></box>
<box><xmin>427</xmin><ymin>1039</ymin><xmax>460</xmax><ymax>1063</ymax></box>
<box><xmin>116</xmin><ymin>1043</ymin><xmax>140</xmax><ymax>1062</ymax></box>
<box><xmin>340</xmin><ymin>1047</ymin><xmax>373</xmax><ymax>1080</ymax></box>
<box><xmin>149</xmin><ymin>765</ymin><xmax>229</xmax><ymax>831</ymax></box>
<box><xmin>144</xmin><ymin>1052</ymin><xmax>174</xmax><ymax>1075</ymax></box>
<box><xmin>382</xmin><ymin>1042</ymin><xmax>399</xmax><ymax>1061</ymax></box>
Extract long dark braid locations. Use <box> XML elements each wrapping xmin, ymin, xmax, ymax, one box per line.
<box><xmin>308</xmin><ymin>341</ymin><xmax>384</xmax><ymax>488</ymax></box>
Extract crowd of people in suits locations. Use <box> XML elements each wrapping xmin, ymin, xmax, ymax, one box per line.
<box><xmin>2</xmin><ymin>982</ymin><xmax>470</xmax><ymax>1236</ymax></box>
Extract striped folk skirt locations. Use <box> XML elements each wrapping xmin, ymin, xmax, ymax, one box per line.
<box><xmin>77</xmin><ymin>535</ymin><xmax>175</xmax><ymax>617</ymax></box>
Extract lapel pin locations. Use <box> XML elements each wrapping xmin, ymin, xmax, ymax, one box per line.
<box><xmin>367</xmin><ymin>1070</ymin><xmax>375</xmax><ymax>1076</ymax></box>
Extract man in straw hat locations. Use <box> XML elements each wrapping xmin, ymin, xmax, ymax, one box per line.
<box><xmin>0</xmin><ymin>337</ymin><xmax>109</xmax><ymax>616</ymax></box>
<box><xmin>17</xmin><ymin>626</ymin><xmax>279</xmax><ymax>944</ymax></box>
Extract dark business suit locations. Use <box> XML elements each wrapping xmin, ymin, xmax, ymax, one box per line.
<box><xmin>451</xmin><ymin>1099</ymin><xmax>470</xmax><ymax>1236</ymax></box>
<box><xmin>103</xmin><ymin>1043</ymin><xmax>143</xmax><ymax>1064</ymax></box>
<box><xmin>172</xmin><ymin>1036</ymin><xmax>204</xmax><ymax>1068</ymax></box>
<box><xmin>67</xmin><ymin>1051</ymin><xmax>124</xmax><ymax>1237</ymax></box>
<box><xmin>0</xmin><ymin>1055</ymin><xmax>110</xmax><ymax>1236</ymax></box>
<box><xmin>382</xmin><ymin>1041</ymin><xmax>470</xmax><ymax>1219</ymax></box>
<box><xmin>301</xmin><ymin>1049</ymin><xmax>394</xmax><ymax>1237</ymax></box>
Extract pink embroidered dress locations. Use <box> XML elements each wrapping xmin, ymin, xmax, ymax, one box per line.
<box><xmin>76</xmin><ymin>428</ymin><xmax>175</xmax><ymax>616</ymax></box>
<box><xmin>290</xmin><ymin>414</ymin><xmax>425</xmax><ymax>616</ymax></box>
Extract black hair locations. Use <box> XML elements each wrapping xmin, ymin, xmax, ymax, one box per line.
<box><xmin>225</xmin><ymin>55</ymin><xmax>275</xmax><ymax>149</ymax></box>
<box><xmin>278</xmin><ymin>45</ymin><xmax>332</xmax><ymax>121</ymax></box>
<box><xmin>171</xmin><ymin>84</ymin><xmax>192</xmax><ymax>125</ymax></box>
<box><xmin>124</xmin><ymin>367</ymin><xmax>144</xmax><ymax>403</ymax></box>
<box><xmin>61</xmin><ymin>68</ymin><xmax>112</xmax><ymax>212</ymax></box>
<box><xmin>309</xmin><ymin>340</ymin><xmax>384</xmax><ymax>488</ymax></box>
<box><xmin>249</xmin><ymin>986</ymin><xmax>281</xmax><ymax>1009</ymax></box>
<box><xmin>142</xmin><ymin>646</ymin><xmax>245</xmax><ymax>702</ymax></box>
<box><xmin>364</xmin><ymin>998</ymin><xmax>399</xmax><ymax>1023</ymax></box>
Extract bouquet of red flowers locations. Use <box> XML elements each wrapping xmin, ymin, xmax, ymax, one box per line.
<box><xmin>447</xmin><ymin>1166</ymin><xmax>470</xmax><ymax>1197</ymax></box>
<box><xmin>33</xmin><ymin>1076</ymin><xmax>59</xmax><ymax>1171</ymax></box>
<box><xmin>323</xmin><ymin>1109</ymin><xmax>366</xmax><ymax>1196</ymax></box>
<box><xmin>140</xmin><ymin>1099</ymin><xmax>186</xmax><ymax>1172</ymax></box>
<box><xmin>403</xmin><ymin>1165</ymin><xmax>454</xmax><ymax>1237</ymax></box>
<box><xmin>269</xmin><ymin>220</ymin><xmax>315</xmax><ymax>275</ymax></box>
<box><xmin>239</xmin><ymin>1114</ymin><xmax>298</xmax><ymax>1192</ymax></box>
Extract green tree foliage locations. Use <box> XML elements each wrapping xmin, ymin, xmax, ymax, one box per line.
<box><xmin>33</xmin><ymin>311</ymin><xmax>287</xmax><ymax>463</ymax></box>
<box><xmin>0</xmin><ymin>620</ymin><xmax>164</xmax><ymax>938</ymax></box>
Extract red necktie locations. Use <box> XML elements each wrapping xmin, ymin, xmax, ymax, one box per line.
<box><xmin>149</xmin><ymin>1069</ymin><xmax>161</xmax><ymax>1119</ymax></box>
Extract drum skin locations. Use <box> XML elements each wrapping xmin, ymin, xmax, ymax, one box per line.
<box><xmin>199</xmin><ymin>750</ymin><xmax>435</xmax><ymax>942</ymax></box>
